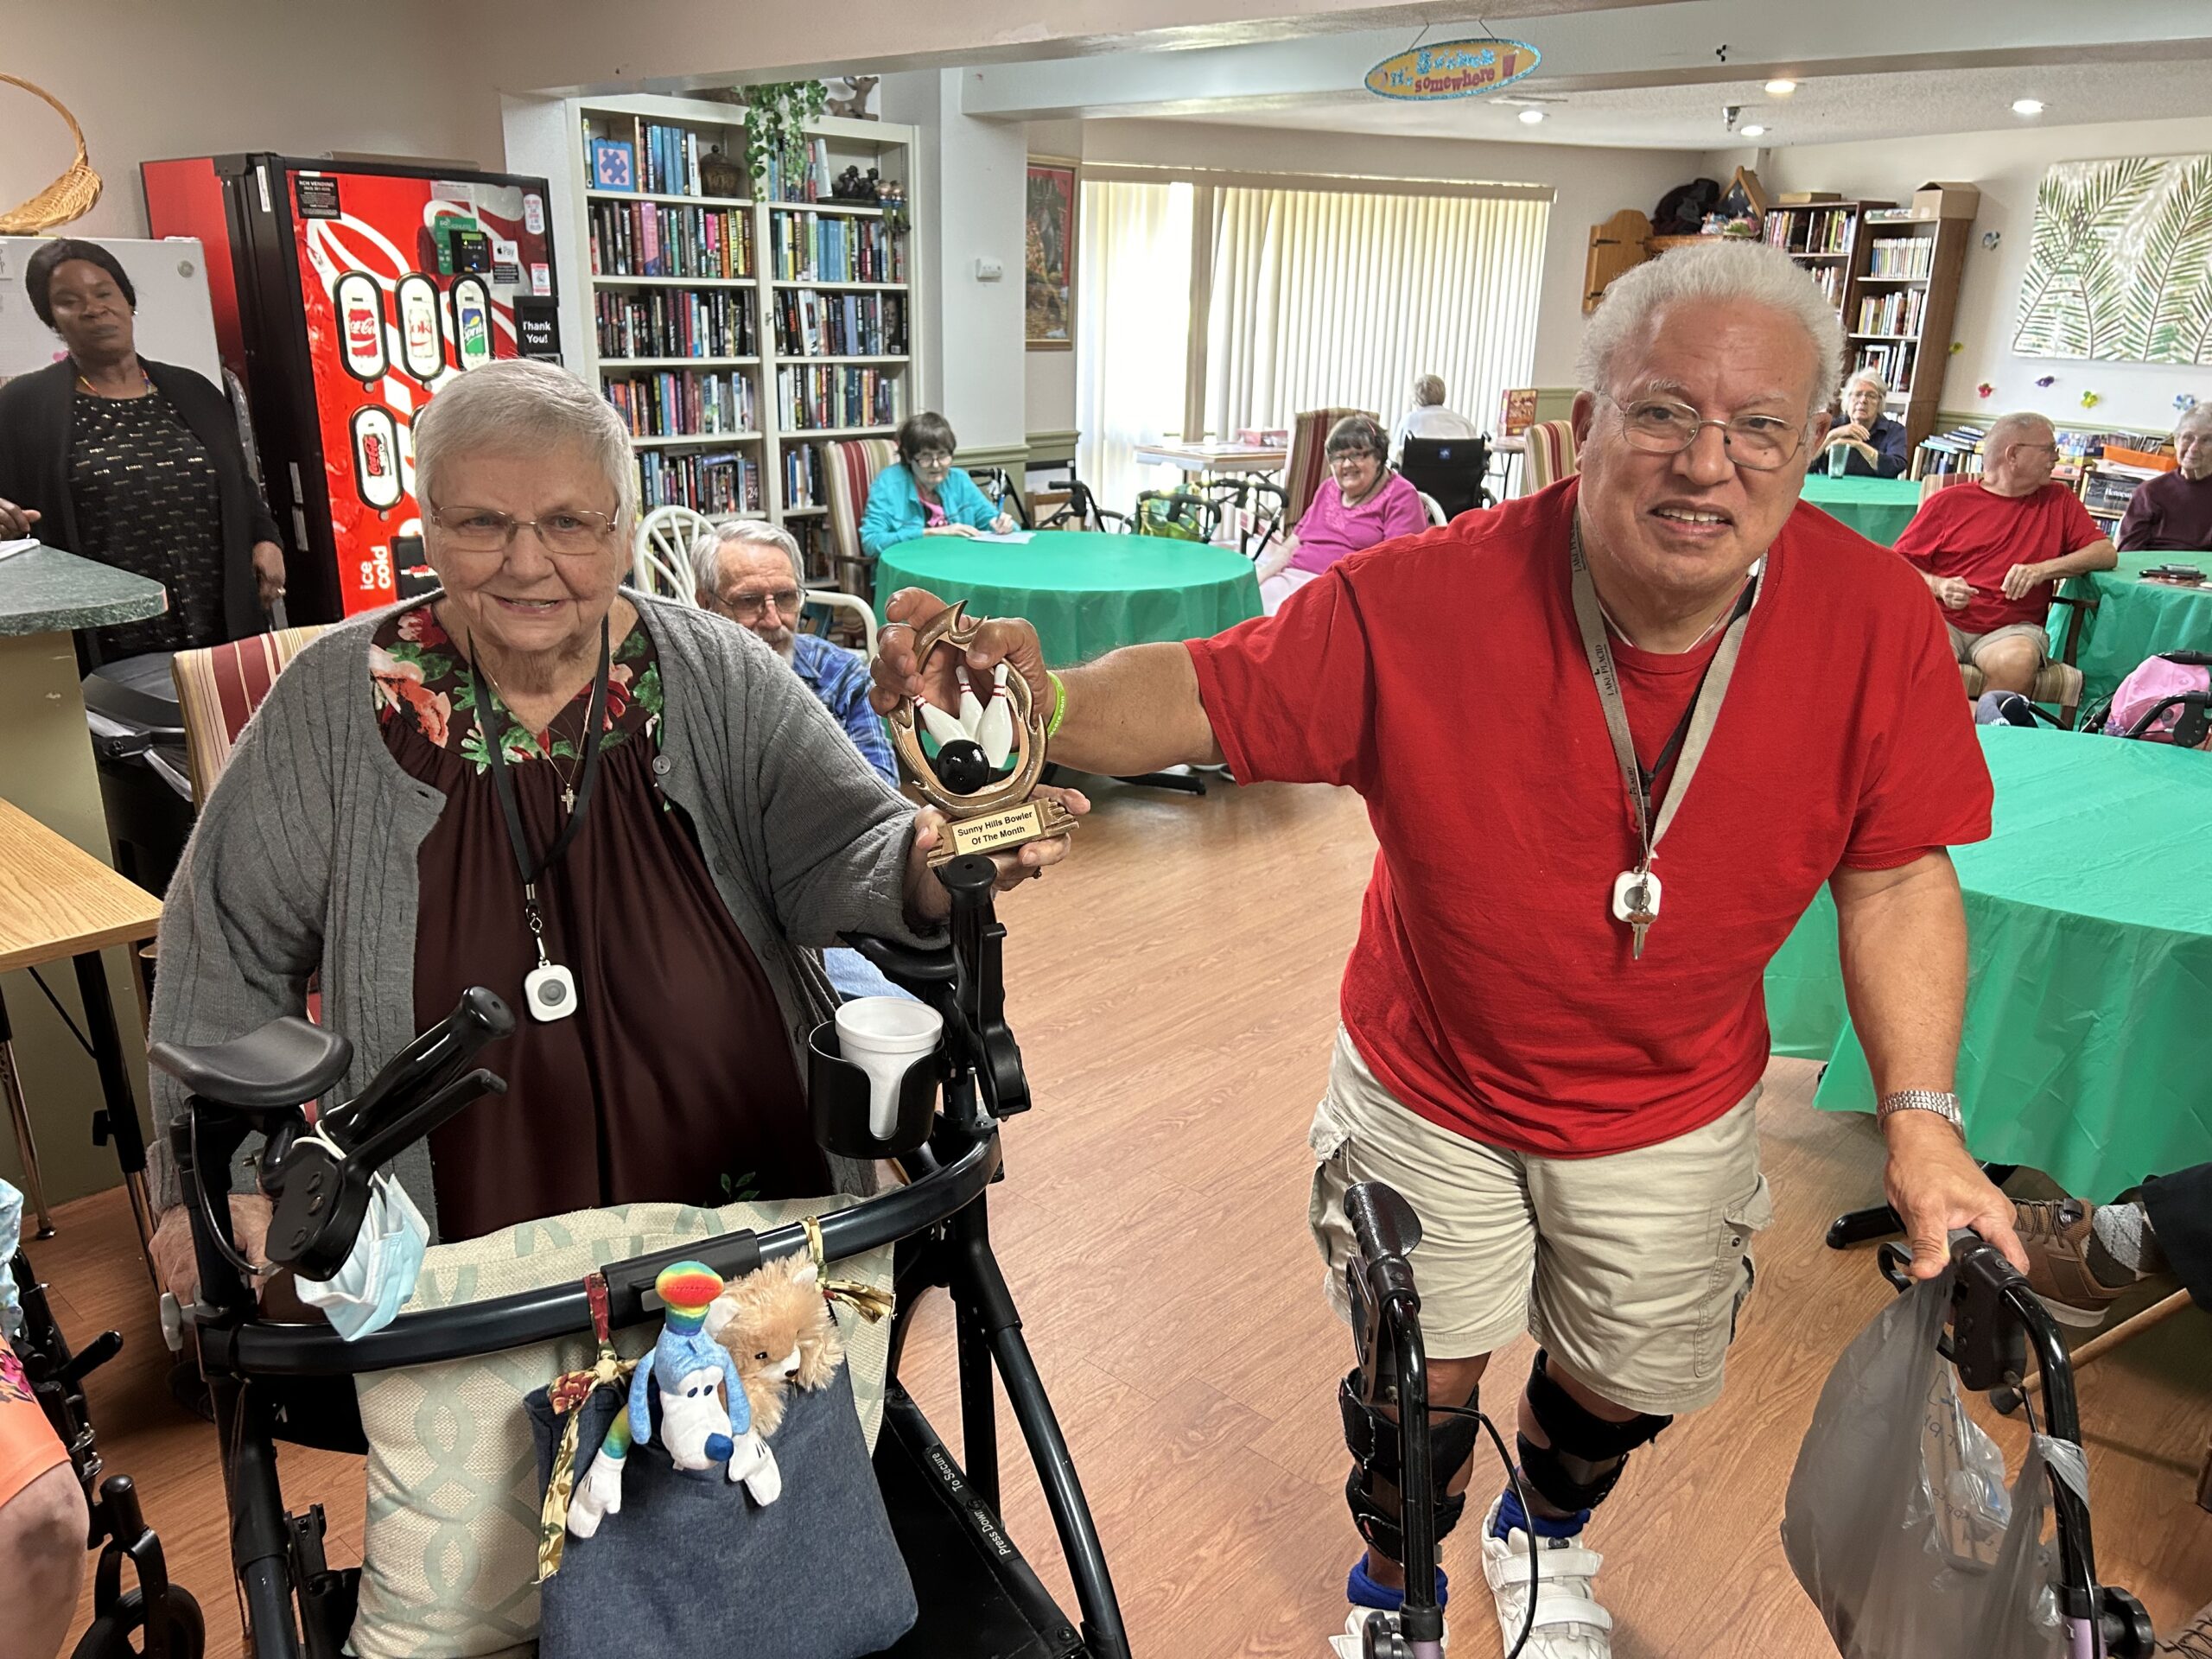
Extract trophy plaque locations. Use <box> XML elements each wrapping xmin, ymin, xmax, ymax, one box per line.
<box><xmin>887</xmin><ymin>601</ymin><xmax>1079</xmax><ymax>868</ymax></box>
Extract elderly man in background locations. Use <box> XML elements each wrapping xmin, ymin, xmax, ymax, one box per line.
<box><xmin>1390</xmin><ymin>372</ymin><xmax>1481</xmax><ymax>462</ymax></box>
<box><xmin>696</xmin><ymin>520</ymin><xmax>895</xmax><ymax>784</ymax></box>
<box><xmin>1822</xmin><ymin>370</ymin><xmax>1910</xmax><ymax>478</ymax></box>
<box><xmin>1894</xmin><ymin>411</ymin><xmax>2116</xmax><ymax>696</ymax></box>
<box><xmin>874</xmin><ymin>240</ymin><xmax>2023</xmax><ymax>1659</ymax></box>
<box><xmin>2118</xmin><ymin>403</ymin><xmax>2212</xmax><ymax>552</ymax></box>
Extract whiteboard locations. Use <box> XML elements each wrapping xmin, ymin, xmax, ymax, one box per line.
<box><xmin>0</xmin><ymin>236</ymin><xmax>222</xmax><ymax>386</ymax></box>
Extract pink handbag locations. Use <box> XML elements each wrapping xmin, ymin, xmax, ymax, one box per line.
<box><xmin>2103</xmin><ymin>651</ymin><xmax>2212</xmax><ymax>742</ymax></box>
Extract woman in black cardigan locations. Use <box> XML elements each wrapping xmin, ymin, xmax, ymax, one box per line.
<box><xmin>0</xmin><ymin>238</ymin><xmax>284</xmax><ymax>661</ymax></box>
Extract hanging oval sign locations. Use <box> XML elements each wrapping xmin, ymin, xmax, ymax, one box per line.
<box><xmin>1366</xmin><ymin>38</ymin><xmax>1541</xmax><ymax>101</ymax></box>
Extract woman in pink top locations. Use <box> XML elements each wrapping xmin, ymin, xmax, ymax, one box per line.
<box><xmin>1256</xmin><ymin>414</ymin><xmax>1433</xmax><ymax>613</ymax></box>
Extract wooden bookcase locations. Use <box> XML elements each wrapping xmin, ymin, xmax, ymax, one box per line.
<box><xmin>502</xmin><ymin>92</ymin><xmax>920</xmax><ymax>582</ymax></box>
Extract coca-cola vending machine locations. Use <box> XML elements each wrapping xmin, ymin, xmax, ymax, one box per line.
<box><xmin>143</xmin><ymin>155</ymin><xmax>564</xmax><ymax>621</ymax></box>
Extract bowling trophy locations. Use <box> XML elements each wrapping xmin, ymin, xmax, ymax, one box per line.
<box><xmin>887</xmin><ymin>601</ymin><xmax>1079</xmax><ymax>868</ymax></box>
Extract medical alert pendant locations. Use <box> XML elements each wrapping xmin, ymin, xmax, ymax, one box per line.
<box><xmin>1611</xmin><ymin>868</ymin><xmax>1662</xmax><ymax>960</ymax></box>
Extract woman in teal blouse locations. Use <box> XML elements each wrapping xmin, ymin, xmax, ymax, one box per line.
<box><xmin>859</xmin><ymin>410</ymin><xmax>1014</xmax><ymax>556</ymax></box>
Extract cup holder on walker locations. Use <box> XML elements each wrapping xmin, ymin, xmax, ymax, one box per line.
<box><xmin>808</xmin><ymin>1020</ymin><xmax>940</xmax><ymax>1158</ymax></box>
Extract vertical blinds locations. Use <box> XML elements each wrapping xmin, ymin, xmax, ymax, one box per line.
<box><xmin>1075</xmin><ymin>179</ymin><xmax>1196</xmax><ymax>515</ymax></box>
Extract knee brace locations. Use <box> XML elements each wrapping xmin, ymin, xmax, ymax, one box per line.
<box><xmin>1339</xmin><ymin>1367</ymin><xmax>1484</xmax><ymax>1563</ymax></box>
<box><xmin>1516</xmin><ymin>1350</ymin><xmax>1671</xmax><ymax>1515</ymax></box>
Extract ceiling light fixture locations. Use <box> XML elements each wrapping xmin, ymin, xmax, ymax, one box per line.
<box><xmin>2012</xmin><ymin>98</ymin><xmax>2045</xmax><ymax>116</ymax></box>
<box><xmin>1741</xmin><ymin>124</ymin><xmax>1767</xmax><ymax>138</ymax></box>
<box><xmin>1764</xmin><ymin>79</ymin><xmax>1797</xmax><ymax>95</ymax></box>
<box><xmin>1518</xmin><ymin>107</ymin><xmax>1546</xmax><ymax>124</ymax></box>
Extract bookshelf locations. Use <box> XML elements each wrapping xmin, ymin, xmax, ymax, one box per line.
<box><xmin>503</xmin><ymin>92</ymin><xmax>920</xmax><ymax>584</ymax></box>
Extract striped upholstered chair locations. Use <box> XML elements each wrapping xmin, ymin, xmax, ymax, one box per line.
<box><xmin>822</xmin><ymin>436</ymin><xmax>899</xmax><ymax>601</ymax></box>
<box><xmin>1522</xmin><ymin>420</ymin><xmax>1580</xmax><ymax>493</ymax></box>
<box><xmin>1281</xmin><ymin>407</ymin><xmax>1372</xmax><ymax>526</ymax></box>
<box><xmin>171</xmin><ymin>625</ymin><xmax>333</xmax><ymax>805</ymax></box>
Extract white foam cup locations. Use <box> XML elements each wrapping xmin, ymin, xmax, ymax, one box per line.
<box><xmin>833</xmin><ymin>998</ymin><xmax>944</xmax><ymax>1139</ymax></box>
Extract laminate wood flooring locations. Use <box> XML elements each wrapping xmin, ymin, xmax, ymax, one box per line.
<box><xmin>42</xmin><ymin>775</ymin><xmax>2212</xmax><ymax>1656</ymax></box>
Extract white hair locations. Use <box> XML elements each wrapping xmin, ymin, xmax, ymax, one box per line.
<box><xmin>1985</xmin><ymin>410</ymin><xmax>2056</xmax><ymax>457</ymax></box>
<box><xmin>413</xmin><ymin>359</ymin><xmax>636</xmax><ymax>529</ymax></box>
<box><xmin>1414</xmin><ymin>373</ymin><xmax>1446</xmax><ymax>407</ymax></box>
<box><xmin>2177</xmin><ymin>403</ymin><xmax>2212</xmax><ymax>440</ymax></box>
<box><xmin>1843</xmin><ymin>369</ymin><xmax>1887</xmax><ymax>401</ymax></box>
<box><xmin>1577</xmin><ymin>240</ymin><xmax>1846</xmax><ymax>415</ymax></box>
<box><xmin>697</xmin><ymin>518</ymin><xmax>803</xmax><ymax>598</ymax></box>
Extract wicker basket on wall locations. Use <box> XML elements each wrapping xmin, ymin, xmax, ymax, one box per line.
<box><xmin>0</xmin><ymin>74</ymin><xmax>104</xmax><ymax>232</ymax></box>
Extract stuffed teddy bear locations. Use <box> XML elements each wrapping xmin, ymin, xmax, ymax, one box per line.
<box><xmin>706</xmin><ymin>1254</ymin><xmax>844</xmax><ymax>1440</ymax></box>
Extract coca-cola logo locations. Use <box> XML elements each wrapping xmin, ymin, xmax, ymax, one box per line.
<box><xmin>361</xmin><ymin>431</ymin><xmax>389</xmax><ymax>475</ymax></box>
<box><xmin>347</xmin><ymin>309</ymin><xmax>378</xmax><ymax>347</ymax></box>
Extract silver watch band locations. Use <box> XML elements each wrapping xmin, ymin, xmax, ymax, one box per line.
<box><xmin>1877</xmin><ymin>1089</ymin><xmax>1963</xmax><ymax>1129</ymax></box>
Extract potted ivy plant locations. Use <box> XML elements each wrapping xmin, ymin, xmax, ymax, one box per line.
<box><xmin>738</xmin><ymin>79</ymin><xmax>828</xmax><ymax>199</ymax></box>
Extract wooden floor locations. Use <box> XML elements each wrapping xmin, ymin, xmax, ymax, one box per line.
<box><xmin>41</xmin><ymin>774</ymin><xmax>2212</xmax><ymax>1656</ymax></box>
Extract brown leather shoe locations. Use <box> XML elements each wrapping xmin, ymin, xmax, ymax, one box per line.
<box><xmin>2012</xmin><ymin>1198</ymin><xmax>2125</xmax><ymax>1328</ymax></box>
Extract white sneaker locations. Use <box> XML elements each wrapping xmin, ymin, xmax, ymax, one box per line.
<box><xmin>1327</xmin><ymin>1606</ymin><xmax>1449</xmax><ymax>1657</ymax></box>
<box><xmin>1480</xmin><ymin>1498</ymin><xmax>1612</xmax><ymax>1658</ymax></box>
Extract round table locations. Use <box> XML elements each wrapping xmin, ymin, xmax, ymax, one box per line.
<box><xmin>2050</xmin><ymin>548</ymin><xmax>2212</xmax><ymax>712</ymax></box>
<box><xmin>1798</xmin><ymin>474</ymin><xmax>1921</xmax><ymax>546</ymax></box>
<box><xmin>874</xmin><ymin>530</ymin><xmax>1262</xmax><ymax>666</ymax></box>
<box><xmin>1763</xmin><ymin>726</ymin><xmax>2212</xmax><ymax>1199</ymax></box>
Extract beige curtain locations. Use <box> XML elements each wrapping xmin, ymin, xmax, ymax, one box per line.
<box><xmin>1201</xmin><ymin>187</ymin><xmax>1550</xmax><ymax>444</ymax></box>
<box><xmin>1075</xmin><ymin>179</ymin><xmax>1196</xmax><ymax>515</ymax></box>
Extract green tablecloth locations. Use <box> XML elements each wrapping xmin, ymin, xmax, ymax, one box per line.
<box><xmin>2049</xmin><ymin>548</ymin><xmax>2212</xmax><ymax>712</ymax></box>
<box><xmin>1799</xmin><ymin>474</ymin><xmax>1921</xmax><ymax>546</ymax></box>
<box><xmin>1762</xmin><ymin>726</ymin><xmax>2212</xmax><ymax>1199</ymax></box>
<box><xmin>874</xmin><ymin>531</ymin><xmax>1262</xmax><ymax>666</ymax></box>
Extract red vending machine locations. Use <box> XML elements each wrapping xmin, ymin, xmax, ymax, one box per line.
<box><xmin>143</xmin><ymin>156</ymin><xmax>563</xmax><ymax>622</ymax></box>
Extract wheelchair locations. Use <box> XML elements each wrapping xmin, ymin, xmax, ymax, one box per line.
<box><xmin>151</xmin><ymin>853</ymin><xmax>1128</xmax><ymax>1658</ymax></box>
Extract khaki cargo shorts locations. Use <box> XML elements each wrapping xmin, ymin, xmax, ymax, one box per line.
<box><xmin>1307</xmin><ymin>1026</ymin><xmax>1773</xmax><ymax>1415</ymax></box>
<box><xmin>1948</xmin><ymin>620</ymin><xmax>2050</xmax><ymax>671</ymax></box>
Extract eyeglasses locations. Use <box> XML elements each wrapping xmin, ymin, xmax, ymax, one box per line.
<box><xmin>715</xmin><ymin>587</ymin><xmax>803</xmax><ymax>623</ymax></box>
<box><xmin>428</xmin><ymin>502</ymin><xmax>617</xmax><ymax>556</ymax></box>
<box><xmin>1601</xmin><ymin>393</ymin><xmax>1808</xmax><ymax>472</ymax></box>
<box><xmin>1329</xmin><ymin>451</ymin><xmax>1379</xmax><ymax>467</ymax></box>
<box><xmin>909</xmin><ymin>450</ymin><xmax>952</xmax><ymax>467</ymax></box>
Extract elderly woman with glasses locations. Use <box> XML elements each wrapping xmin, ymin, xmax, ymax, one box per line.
<box><xmin>143</xmin><ymin>359</ymin><xmax>1080</xmax><ymax>1299</ymax></box>
<box><xmin>1255</xmin><ymin>413</ymin><xmax>1430</xmax><ymax>613</ymax></box>
<box><xmin>1821</xmin><ymin>370</ymin><xmax>1910</xmax><ymax>478</ymax></box>
<box><xmin>858</xmin><ymin>410</ymin><xmax>1014</xmax><ymax>557</ymax></box>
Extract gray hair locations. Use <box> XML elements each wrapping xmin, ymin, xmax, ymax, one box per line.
<box><xmin>1414</xmin><ymin>373</ymin><xmax>1446</xmax><ymax>407</ymax></box>
<box><xmin>1577</xmin><ymin>240</ymin><xmax>1845</xmax><ymax>416</ymax></box>
<box><xmin>1325</xmin><ymin>413</ymin><xmax>1389</xmax><ymax>460</ymax></box>
<box><xmin>1985</xmin><ymin>410</ymin><xmax>2056</xmax><ymax>458</ymax></box>
<box><xmin>413</xmin><ymin>359</ymin><xmax>636</xmax><ymax>528</ymax></box>
<box><xmin>1843</xmin><ymin>369</ymin><xmax>1887</xmax><ymax>401</ymax></box>
<box><xmin>2176</xmin><ymin>403</ymin><xmax>2212</xmax><ymax>440</ymax></box>
<box><xmin>697</xmin><ymin>518</ymin><xmax>803</xmax><ymax>598</ymax></box>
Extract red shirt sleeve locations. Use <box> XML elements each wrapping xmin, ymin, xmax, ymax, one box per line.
<box><xmin>1840</xmin><ymin>590</ymin><xmax>1994</xmax><ymax>869</ymax></box>
<box><xmin>2056</xmin><ymin>485</ymin><xmax>2107</xmax><ymax>553</ymax></box>
<box><xmin>1891</xmin><ymin>488</ymin><xmax>1948</xmax><ymax>573</ymax></box>
<box><xmin>1185</xmin><ymin>568</ymin><xmax>1376</xmax><ymax>791</ymax></box>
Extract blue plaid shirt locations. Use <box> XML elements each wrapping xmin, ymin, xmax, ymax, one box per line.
<box><xmin>791</xmin><ymin>632</ymin><xmax>896</xmax><ymax>784</ymax></box>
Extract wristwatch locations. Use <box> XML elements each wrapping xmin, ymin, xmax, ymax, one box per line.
<box><xmin>1877</xmin><ymin>1089</ymin><xmax>1964</xmax><ymax>1132</ymax></box>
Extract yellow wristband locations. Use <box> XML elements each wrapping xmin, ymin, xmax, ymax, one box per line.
<box><xmin>1046</xmin><ymin>671</ymin><xmax>1069</xmax><ymax>740</ymax></box>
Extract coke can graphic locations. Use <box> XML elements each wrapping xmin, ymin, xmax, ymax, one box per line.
<box><xmin>352</xmin><ymin>405</ymin><xmax>404</xmax><ymax>510</ymax></box>
<box><xmin>397</xmin><ymin>273</ymin><xmax>444</xmax><ymax>381</ymax></box>
<box><xmin>452</xmin><ymin>276</ymin><xmax>493</xmax><ymax>370</ymax></box>
<box><xmin>334</xmin><ymin>271</ymin><xmax>388</xmax><ymax>382</ymax></box>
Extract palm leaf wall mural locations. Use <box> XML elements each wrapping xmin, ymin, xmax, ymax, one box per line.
<box><xmin>2014</xmin><ymin>153</ymin><xmax>2212</xmax><ymax>365</ymax></box>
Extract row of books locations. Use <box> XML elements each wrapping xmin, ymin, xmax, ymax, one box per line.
<box><xmin>766</xmin><ymin>213</ymin><xmax>903</xmax><ymax>284</ymax></box>
<box><xmin>772</xmin><ymin>289</ymin><xmax>908</xmax><ymax>358</ymax></box>
<box><xmin>1852</xmin><ymin>340</ymin><xmax>1917</xmax><ymax>397</ymax></box>
<box><xmin>1765</xmin><ymin>207</ymin><xmax>1856</xmax><ymax>255</ymax></box>
<box><xmin>1867</xmin><ymin>237</ymin><xmax>1936</xmax><ymax>278</ymax></box>
<box><xmin>588</xmin><ymin>118</ymin><xmax>726</xmax><ymax>199</ymax></box>
<box><xmin>783</xmin><ymin>443</ymin><xmax>826</xmax><ymax>510</ymax></box>
<box><xmin>635</xmin><ymin>448</ymin><xmax>764</xmax><ymax>518</ymax></box>
<box><xmin>595</xmin><ymin>289</ymin><xmax>756</xmax><ymax>361</ymax></box>
<box><xmin>604</xmin><ymin>369</ymin><xmax>760</xmax><ymax>439</ymax></box>
<box><xmin>775</xmin><ymin>365</ymin><xmax>896</xmax><ymax>432</ymax></box>
<box><xmin>759</xmin><ymin>138</ymin><xmax>836</xmax><ymax>204</ymax></box>
<box><xmin>589</xmin><ymin>201</ymin><xmax>752</xmax><ymax>280</ymax></box>
<box><xmin>1855</xmin><ymin>287</ymin><xmax>1929</xmax><ymax>336</ymax></box>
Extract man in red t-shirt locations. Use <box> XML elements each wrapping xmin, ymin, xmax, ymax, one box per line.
<box><xmin>1894</xmin><ymin>411</ymin><xmax>2116</xmax><ymax>696</ymax></box>
<box><xmin>874</xmin><ymin>244</ymin><xmax>2025</xmax><ymax>1659</ymax></box>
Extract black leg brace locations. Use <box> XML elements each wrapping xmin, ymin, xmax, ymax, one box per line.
<box><xmin>1516</xmin><ymin>1349</ymin><xmax>1671</xmax><ymax>1515</ymax></box>
<box><xmin>1339</xmin><ymin>1367</ymin><xmax>1484</xmax><ymax>1563</ymax></box>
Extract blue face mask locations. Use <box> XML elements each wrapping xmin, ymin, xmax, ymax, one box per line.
<box><xmin>294</xmin><ymin>1172</ymin><xmax>429</xmax><ymax>1341</ymax></box>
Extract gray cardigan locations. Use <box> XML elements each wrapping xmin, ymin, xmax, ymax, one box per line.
<box><xmin>146</xmin><ymin>593</ymin><xmax>927</xmax><ymax>1237</ymax></box>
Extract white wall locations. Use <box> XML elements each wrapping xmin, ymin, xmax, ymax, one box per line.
<box><xmin>0</xmin><ymin>0</ymin><xmax>501</xmax><ymax>242</ymax></box>
<box><xmin>1022</xmin><ymin>118</ymin><xmax>1707</xmax><ymax>438</ymax></box>
<box><xmin>1755</xmin><ymin>116</ymin><xmax>2212</xmax><ymax>435</ymax></box>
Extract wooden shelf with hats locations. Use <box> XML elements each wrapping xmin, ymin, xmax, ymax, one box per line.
<box><xmin>501</xmin><ymin>88</ymin><xmax>922</xmax><ymax>569</ymax></box>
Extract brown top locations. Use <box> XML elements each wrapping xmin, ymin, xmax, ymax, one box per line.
<box><xmin>371</xmin><ymin>603</ymin><xmax>825</xmax><ymax>1240</ymax></box>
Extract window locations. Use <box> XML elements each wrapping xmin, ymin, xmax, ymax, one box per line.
<box><xmin>1075</xmin><ymin>179</ymin><xmax>1195</xmax><ymax>514</ymax></box>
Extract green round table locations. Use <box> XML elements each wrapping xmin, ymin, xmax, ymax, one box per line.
<box><xmin>1763</xmin><ymin>726</ymin><xmax>2212</xmax><ymax>1199</ymax></box>
<box><xmin>874</xmin><ymin>531</ymin><xmax>1262</xmax><ymax>666</ymax></box>
<box><xmin>2049</xmin><ymin>548</ymin><xmax>2212</xmax><ymax>713</ymax></box>
<box><xmin>1799</xmin><ymin>474</ymin><xmax>1921</xmax><ymax>546</ymax></box>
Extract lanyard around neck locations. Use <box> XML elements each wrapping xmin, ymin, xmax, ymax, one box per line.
<box><xmin>1568</xmin><ymin>524</ymin><xmax>1759</xmax><ymax>873</ymax></box>
<box><xmin>471</xmin><ymin>619</ymin><xmax>613</xmax><ymax>893</ymax></box>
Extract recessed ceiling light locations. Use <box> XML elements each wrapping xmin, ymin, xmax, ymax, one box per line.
<box><xmin>1740</xmin><ymin>124</ymin><xmax>1767</xmax><ymax>137</ymax></box>
<box><xmin>2012</xmin><ymin>98</ymin><xmax>2046</xmax><ymax>116</ymax></box>
<box><xmin>1517</xmin><ymin>107</ymin><xmax>1547</xmax><ymax>124</ymax></box>
<box><xmin>1764</xmin><ymin>79</ymin><xmax>1798</xmax><ymax>96</ymax></box>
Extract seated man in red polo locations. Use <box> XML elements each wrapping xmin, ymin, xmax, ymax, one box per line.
<box><xmin>1895</xmin><ymin>412</ymin><xmax>2116</xmax><ymax>695</ymax></box>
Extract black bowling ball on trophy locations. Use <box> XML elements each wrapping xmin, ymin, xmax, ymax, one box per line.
<box><xmin>932</xmin><ymin>738</ymin><xmax>992</xmax><ymax>796</ymax></box>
